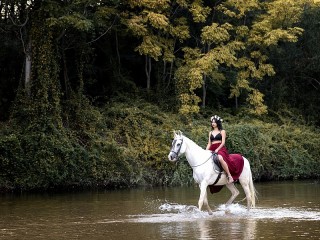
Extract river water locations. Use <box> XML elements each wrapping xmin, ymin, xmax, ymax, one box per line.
<box><xmin>0</xmin><ymin>181</ymin><xmax>319</xmax><ymax>239</ymax></box>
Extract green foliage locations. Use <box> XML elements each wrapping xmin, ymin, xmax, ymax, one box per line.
<box><xmin>101</xmin><ymin>97</ymin><xmax>180</xmax><ymax>186</ymax></box>
<box><xmin>1</xmin><ymin>96</ymin><xmax>320</xmax><ymax>191</ymax></box>
<box><xmin>1</xmin><ymin>0</ymin><xmax>320</xmax><ymax>192</ymax></box>
<box><xmin>226</xmin><ymin>120</ymin><xmax>320</xmax><ymax>180</ymax></box>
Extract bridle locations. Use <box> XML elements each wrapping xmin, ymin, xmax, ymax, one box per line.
<box><xmin>170</xmin><ymin>138</ymin><xmax>184</xmax><ymax>160</ymax></box>
<box><xmin>170</xmin><ymin>137</ymin><xmax>213</xmax><ymax>168</ymax></box>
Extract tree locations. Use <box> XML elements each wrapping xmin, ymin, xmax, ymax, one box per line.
<box><xmin>174</xmin><ymin>0</ymin><xmax>305</xmax><ymax>115</ymax></box>
<box><xmin>123</xmin><ymin>0</ymin><xmax>190</xmax><ymax>90</ymax></box>
<box><xmin>266</xmin><ymin>0</ymin><xmax>320</xmax><ymax>125</ymax></box>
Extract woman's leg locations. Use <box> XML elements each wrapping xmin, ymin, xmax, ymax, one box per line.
<box><xmin>218</xmin><ymin>155</ymin><xmax>234</xmax><ymax>183</ymax></box>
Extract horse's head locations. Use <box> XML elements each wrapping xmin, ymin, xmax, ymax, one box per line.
<box><xmin>168</xmin><ymin>130</ymin><xmax>186</xmax><ymax>162</ymax></box>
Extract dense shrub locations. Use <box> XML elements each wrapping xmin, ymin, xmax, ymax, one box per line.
<box><xmin>0</xmin><ymin>98</ymin><xmax>319</xmax><ymax>192</ymax></box>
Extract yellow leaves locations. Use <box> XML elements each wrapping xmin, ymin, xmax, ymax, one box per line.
<box><xmin>146</xmin><ymin>11</ymin><xmax>169</xmax><ymax>30</ymax></box>
<box><xmin>125</xmin><ymin>0</ymin><xmax>309</xmax><ymax>117</ymax></box>
<box><xmin>235</xmin><ymin>57</ymin><xmax>254</xmax><ymax>69</ymax></box>
<box><xmin>234</xmin><ymin>54</ymin><xmax>275</xmax><ymax>80</ymax></box>
<box><xmin>211</xmin><ymin>45</ymin><xmax>237</xmax><ymax>66</ymax></box>
<box><xmin>127</xmin><ymin>0</ymin><xmax>170</xmax><ymax>10</ymax></box>
<box><xmin>216</xmin><ymin>5</ymin><xmax>237</xmax><ymax>18</ymax></box>
<box><xmin>195</xmin><ymin>54</ymin><xmax>217</xmax><ymax>73</ymax></box>
<box><xmin>263</xmin><ymin>29</ymin><xmax>302</xmax><ymax>46</ymax></box>
<box><xmin>250</xmin><ymin>21</ymin><xmax>303</xmax><ymax>46</ymax></box>
<box><xmin>135</xmin><ymin>36</ymin><xmax>162</xmax><ymax>60</ymax></box>
<box><xmin>230</xmin><ymin>75</ymin><xmax>268</xmax><ymax>115</ymax></box>
<box><xmin>217</xmin><ymin>0</ymin><xmax>260</xmax><ymax>18</ymax></box>
<box><xmin>237</xmin><ymin>75</ymin><xmax>251</xmax><ymax>89</ymax></box>
<box><xmin>265</xmin><ymin>0</ymin><xmax>306</xmax><ymax>27</ymax></box>
<box><xmin>179</xmin><ymin>93</ymin><xmax>201</xmax><ymax>115</ymax></box>
<box><xmin>135</xmin><ymin>35</ymin><xmax>175</xmax><ymax>61</ymax></box>
<box><xmin>126</xmin><ymin>3</ymin><xmax>189</xmax><ymax>62</ymax></box>
<box><xmin>170</xmin><ymin>25</ymin><xmax>190</xmax><ymax>41</ymax></box>
<box><xmin>248</xmin><ymin>1</ymin><xmax>305</xmax><ymax>47</ymax></box>
<box><xmin>126</xmin><ymin>5</ymin><xmax>170</xmax><ymax>35</ymax></box>
<box><xmin>190</xmin><ymin>0</ymin><xmax>211</xmax><ymax>23</ymax></box>
<box><xmin>201</xmin><ymin>23</ymin><xmax>231</xmax><ymax>44</ymax></box>
<box><xmin>247</xmin><ymin>90</ymin><xmax>268</xmax><ymax>115</ymax></box>
<box><xmin>127</xmin><ymin>15</ymin><xmax>148</xmax><ymax>36</ymax></box>
<box><xmin>162</xmin><ymin>38</ymin><xmax>175</xmax><ymax>62</ymax></box>
<box><xmin>181</xmin><ymin>47</ymin><xmax>201</xmax><ymax>61</ymax></box>
<box><xmin>175</xmin><ymin>66</ymin><xmax>203</xmax><ymax>91</ymax></box>
<box><xmin>252</xmin><ymin>63</ymin><xmax>275</xmax><ymax>79</ymax></box>
<box><xmin>221</xmin><ymin>0</ymin><xmax>302</xmax><ymax>58</ymax></box>
<box><xmin>287</xmin><ymin>27</ymin><xmax>304</xmax><ymax>40</ymax></box>
<box><xmin>235</xmin><ymin>26</ymin><xmax>249</xmax><ymax>37</ymax></box>
<box><xmin>188</xmin><ymin>69</ymin><xmax>204</xmax><ymax>89</ymax></box>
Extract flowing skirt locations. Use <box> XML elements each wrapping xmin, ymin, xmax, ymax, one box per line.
<box><xmin>208</xmin><ymin>143</ymin><xmax>230</xmax><ymax>163</ymax></box>
<box><xmin>208</xmin><ymin>143</ymin><xmax>244</xmax><ymax>193</ymax></box>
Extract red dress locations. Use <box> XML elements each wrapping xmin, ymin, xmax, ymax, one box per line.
<box><xmin>209</xmin><ymin>143</ymin><xmax>230</xmax><ymax>163</ymax></box>
<box><xmin>208</xmin><ymin>143</ymin><xmax>244</xmax><ymax>193</ymax></box>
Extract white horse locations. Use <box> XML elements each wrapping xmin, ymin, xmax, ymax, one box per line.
<box><xmin>168</xmin><ymin>131</ymin><xmax>257</xmax><ymax>214</ymax></box>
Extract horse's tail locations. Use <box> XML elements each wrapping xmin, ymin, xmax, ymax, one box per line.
<box><xmin>249</xmin><ymin>170</ymin><xmax>257</xmax><ymax>208</ymax></box>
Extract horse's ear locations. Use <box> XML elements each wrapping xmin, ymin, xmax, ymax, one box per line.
<box><xmin>173</xmin><ymin>130</ymin><xmax>177</xmax><ymax>137</ymax></box>
<box><xmin>178</xmin><ymin>130</ymin><xmax>183</xmax><ymax>136</ymax></box>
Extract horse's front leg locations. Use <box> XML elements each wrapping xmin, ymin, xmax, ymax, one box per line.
<box><xmin>198</xmin><ymin>182</ymin><xmax>212</xmax><ymax>215</ymax></box>
<box><xmin>203</xmin><ymin>190</ymin><xmax>213</xmax><ymax>215</ymax></box>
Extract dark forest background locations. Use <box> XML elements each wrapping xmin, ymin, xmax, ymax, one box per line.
<box><xmin>0</xmin><ymin>0</ymin><xmax>319</xmax><ymax>192</ymax></box>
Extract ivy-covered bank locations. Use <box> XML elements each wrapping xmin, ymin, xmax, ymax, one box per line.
<box><xmin>0</xmin><ymin>97</ymin><xmax>319</xmax><ymax>192</ymax></box>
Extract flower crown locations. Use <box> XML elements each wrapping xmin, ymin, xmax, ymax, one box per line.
<box><xmin>210</xmin><ymin>115</ymin><xmax>223</xmax><ymax>122</ymax></box>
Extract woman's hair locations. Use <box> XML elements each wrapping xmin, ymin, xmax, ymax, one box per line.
<box><xmin>210</xmin><ymin>115</ymin><xmax>223</xmax><ymax>130</ymax></box>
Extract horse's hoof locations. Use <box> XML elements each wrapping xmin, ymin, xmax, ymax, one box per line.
<box><xmin>208</xmin><ymin>211</ymin><xmax>213</xmax><ymax>215</ymax></box>
<box><xmin>225</xmin><ymin>209</ymin><xmax>231</xmax><ymax>214</ymax></box>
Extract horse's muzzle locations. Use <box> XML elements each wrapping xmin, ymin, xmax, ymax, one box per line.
<box><xmin>168</xmin><ymin>153</ymin><xmax>177</xmax><ymax>162</ymax></box>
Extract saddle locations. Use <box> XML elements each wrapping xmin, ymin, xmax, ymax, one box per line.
<box><xmin>212</xmin><ymin>153</ymin><xmax>223</xmax><ymax>172</ymax></box>
<box><xmin>210</xmin><ymin>153</ymin><xmax>223</xmax><ymax>188</ymax></box>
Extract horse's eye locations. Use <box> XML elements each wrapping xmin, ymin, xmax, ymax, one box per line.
<box><xmin>177</xmin><ymin>143</ymin><xmax>181</xmax><ymax>147</ymax></box>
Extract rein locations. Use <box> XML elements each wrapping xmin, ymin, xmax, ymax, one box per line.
<box><xmin>171</xmin><ymin>137</ymin><xmax>216</xmax><ymax>168</ymax></box>
<box><xmin>190</xmin><ymin>155</ymin><xmax>212</xmax><ymax>168</ymax></box>
<box><xmin>191</xmin><ymin>153</ymin><xmax>223</xmax><ymax>186</ymax></box>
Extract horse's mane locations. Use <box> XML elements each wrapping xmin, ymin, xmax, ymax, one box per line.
<box><xmin>183</xmin><ymin>135</ymin><xmax>205</xmax><ymax>151</ymax></box>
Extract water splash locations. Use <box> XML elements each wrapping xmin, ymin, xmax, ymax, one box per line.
<box><xmin>123</xmin><ymin>202</ymin><xmax>320</xmax><ymax>223</ymax></box>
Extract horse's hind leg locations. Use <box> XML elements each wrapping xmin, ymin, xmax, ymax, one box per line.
<box><xmin>225</xmin><ymin>183</ymin><xmax>239</xmax><ymax>205</ymax></box>
<box><xmin>240</xmin><ymin>181</ymin><xmax>252</xmax><ymax>210</ymax></box>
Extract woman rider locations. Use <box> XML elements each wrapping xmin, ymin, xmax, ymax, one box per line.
<box><xmin>206</xmin><ymin>115</ymin><xmax>234</xmax><ymax>184</ymax></box>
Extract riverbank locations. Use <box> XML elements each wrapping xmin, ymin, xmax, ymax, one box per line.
<box><xmin>0</xmin><ymin>98</ymin><xmax>319</xmax><ymax>192</ymax></box>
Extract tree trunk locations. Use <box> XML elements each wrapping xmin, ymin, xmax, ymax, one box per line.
<box><xmin>25</xmin><ymin>41</ymin><xmax>32</xmax><ymax>93</ymax></box>
<box><xmin>202</xmin><ymin>75</ymin><xmax>207</xmax><ymax>108</ymax></box>
<box><xmin>115</xmin><ymin>31</ymin><xmax>121</xmax><ymax>75</ymax></box>
<box><xmin>145</xmin><ymin>56</ymin><xmax>151</xmax><ymax>90</ymax></box>
<box><xmin>235</xmin><ymin>96</ymin><xmax>238</xmax><ymax>109</ymax></box>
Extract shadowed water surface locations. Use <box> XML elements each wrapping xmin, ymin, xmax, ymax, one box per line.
<box><xmin>0</xmin><ymin>181</ymin><xmax>319</xmax><ymax>239</ymax></box>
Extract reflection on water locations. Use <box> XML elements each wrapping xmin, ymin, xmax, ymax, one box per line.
<box><xmin>0</xmin><ymin>181</ymin><xmax>319</xmax><ymax>239</ymax></box>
